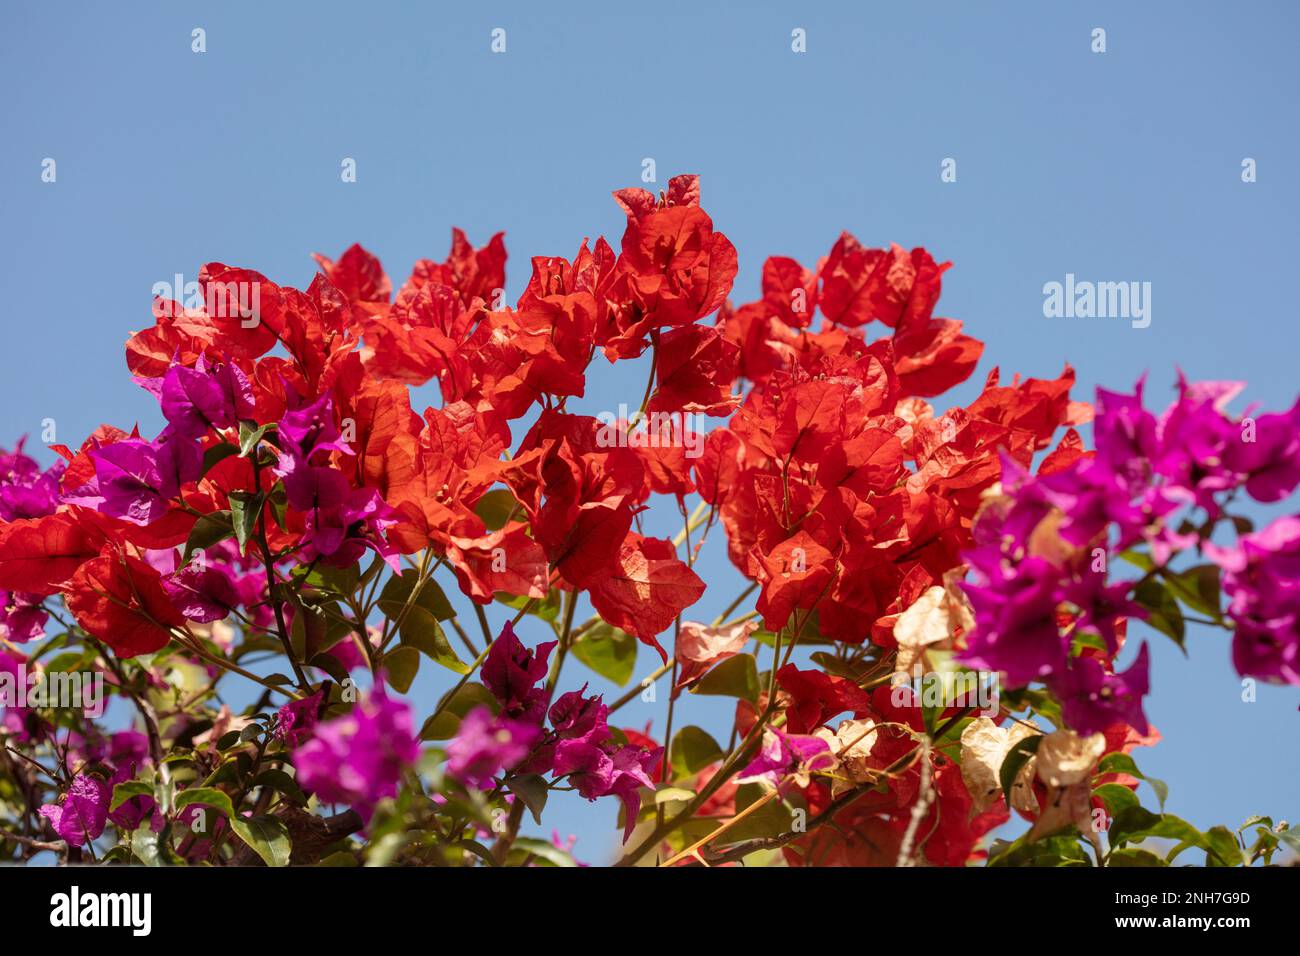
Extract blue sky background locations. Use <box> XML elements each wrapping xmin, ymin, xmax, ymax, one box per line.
<box><xmin>2</xmin><ymin>1</ymin><xmax>1297</xmax><ymax>864</ymax></box>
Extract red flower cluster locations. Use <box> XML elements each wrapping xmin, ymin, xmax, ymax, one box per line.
<box><xmin>4</xmin><ymin>174</ymin><xmax>1281</xmax><ymax>869</ymax></box>
<box><xmin>704</xmin><ymin>232</ymin><xmax>1090</xmax><ymax>646</ymax></box>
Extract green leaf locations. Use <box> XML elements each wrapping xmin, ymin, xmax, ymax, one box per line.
<box><xmin>1096</xmin><ymin>752</ymin><xmax>1169</xmax><ymax>811</ymax></box>
<box><xmin>1107</xmin><ymin>847</ymin><xmax>1167</xmax><ymax>867</ymax></box>
<box><xmin>400</xmin><ymin>606</ymin><xmax>468</xmax><ymax>674</ymax></box>
<box><xmin>988</xmin><ymin>833</ymin><xmax>1092</xmax><ymax>867</ymax></box>
<box><xmin>752</xmin><ymin>626</ymin><xmax>829</xmax><ymax>648</ymax></box>
<box><xmin>44</xmin><ymin>650</ymin><xmax>92</xmax><ymax>673</ymax></box>
<box><xmin>419</xmin><ymin>682</ymin><xmax>498</xmax><ymax>740</ymax></box>
<box><xmin>99</xmin><ymin>845</ymin><xmax>134</xmax><ymax>864</ymax></box>
<box><xmin>1229</xmin><ymin>515</ymin><xmax>1254</xmax><ymax>535</ymax></box>
<box><xmin>999</xmin><ymin>686</ymin><xmax>1063</xmax><ymax>728</ymax></box>
<box><xmin>357</xmin><ymin>553</ymin><xmax>386</xmax><ymax>590</ymax></box>
<box><xmin>200</xmin><ymin>442</ymin><xmax>239</xmax><ymax>477</ymax></box>
<box><xmin>365</xmin><ymin>831</ymin><xmax>409</xmax><ymax>867</ymax></box>
<box><xmin>316</xmin><ymin>617</ymin><xmax>354</xmax><ymax>657</ymax></box>
<box><xmin>497</xmin><ymin>588</ymin><xmax>561</xmax><ymax>624</ymax></box>
<box><xmin>174</xmin><ymin>786</ymin><xmax>236</xmax><ymax>820</ymax></box>
<box><xmin>382</xmin><ymin>646</ymin><xmax>421</xmax><ymax>693</ymax></box>
<box><xmin>319</xmin><ymin>850</ymin><xmax>359</xmax><ymax>867</ymax></box>
<box><xmin>1093</xmin><ymin>783</ymin><xmax>1140</xmax><ymax>818</ymax></box>
<box><xmin>253</xmin><ymin>769</ymin><xmax>306</xmax><ymax>805</ymax></box>
<box><xmin>238</xmin><ymin>421</ymin><xmax>275</xmax><ymax>458</ymax></box>
<box><xmin>1146</xmin><ymin>775</ymin><xmax>1171</xmax><ymax>811</ymax></box>
<box><xmin>230</xmin><ymin>814</ymin><xmax>293</xmax><ymax>867</ymax></box>
<box><xmin>999</xmin><ymin>735</ymin><xmax>1042</xmax><ymax>808</ymax></box>
<box><xmin>228</xmin><ymin>490</ymin><xmax>265</xmax><ymax>557</ymax></box>
<box><xmin>654</xmin><ymin>786</ymin><xmax>696</xmax><ymax>806</ymax></box>
<box><xmin>378</xmin><ymin>569</ymin><xmax>455</xmax><ymax>622</ymax></box>
<box><xmin>1161</xmin><ymin>564</ymin><xmax>1222</xmax><ymax>622</ymax></box>
<box><xmin>308</xmin><ymin>652</ymin><xmax>350</xmax><ymax>684</ymax></box>
<box><xmin>296</xmin><ymin>562</ymin><xmax>361</xmax><ymax>597</ymax></box>
<box><xmin>508</xmin><ymin>836</ymin><xmax>576</xmax><ymax>867</ymax></box>
<box><xmin>1107</xmin><ymin>807</ymin><xmax>1236</xmax><ymax>865</ymax></box>
<box><xmin>454</xmin><ymin>840</ymin><xmax>499</xmax><ymax>867</ymax></box>
<box><xmin>266</xmin><ymin>485</ymin><xmax>288</xmax><ymax>530</ymax></box>
<box><xmin>670</xmin><ymin>725</ymin><xmax>724</xmax><ymax>779</ymax></box>
<box><xmin>289</xmin><ymin>599</ymin><xmax>334</xmax><ymax>660</ymax></box>
<box><xmin>1133</xmin><ymin>578</ymin><xmax>1186</xmax><ymax>648</ymax></box>
<box><xmin>27</xmin><ymin>632</ymin><xmax>69</xmax><ymax>663</ymax></box>
<box><xmin>1276</xmin><ymin>826</ymin><xmax>1300</xmax><ymax>855</ymax></box>
<box><xmin>571</xmin><ymin>620</ymin><xmax>637</xmax><ymax>686</ymax></box>
<box><xmin>1118</xmin><ymin>549</ymin><xmax>1156</xmax><ymax>573</ymax></box>
<box><xmin>1203</xmin><ymin>826</ymin><xmax>1244</xmax><ymax>867</ymax></box>
<box><xmin>1096</xmin><ymin>752</ymin><xmax>1141</xmax><ymax>777</ymax></box>
<box><xmin>722</xmin><ymin>784</ymin><xmax>796</xmax><ymax>844</ymax></box>
<box><xmin>1237</xmin><ymin>814</ymin><xmax>1273</xmax><ymax>832</ymax></box>
<box><xmin>131</xmin><ymin>826</ymin><xmax>177</xmax><ymax>867</ymax></box>
<box><xmin>692</xmin><ymin>653</ymin><xmax>759</xmax><ymax>702</ymax></box>
<box><xmin>110</xmin><ymin>780</ymin><xmax>155</xmax><ymax>813</ymax></box>
<box><xmin>505</xmin><ymin>774</ymin><xmax>549</xmax><ymax>825</ymax></box>
<box><xmin>473</xmin><ymin>488</ymin><xmax>518</xmax><ymax>531</ymax></box>
<box><xmin>809</xmin><ymin>651</ymin><xmax>875</xmax><ymax>681</ymax></box>
<box><xmin>183</xmin><ymin>511</ymin><xmax>234</xmax><ymax>562</ymax></box>
<box><xmin>1070</xmin><ymin>631</ymin><xmax>1109</xmax><ymax>655</ymax></box>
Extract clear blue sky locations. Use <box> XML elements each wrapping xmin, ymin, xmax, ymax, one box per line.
<box><xmin>3</xmin><ymin>1</ymin><xmax>1296</xmax><ymax>863</ymax></box>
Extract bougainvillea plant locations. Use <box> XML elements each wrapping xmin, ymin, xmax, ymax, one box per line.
<box><xmin>1</xmin><ymin>175</ymin><xmax>1296</xmax><ymax>867</ymax></box>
